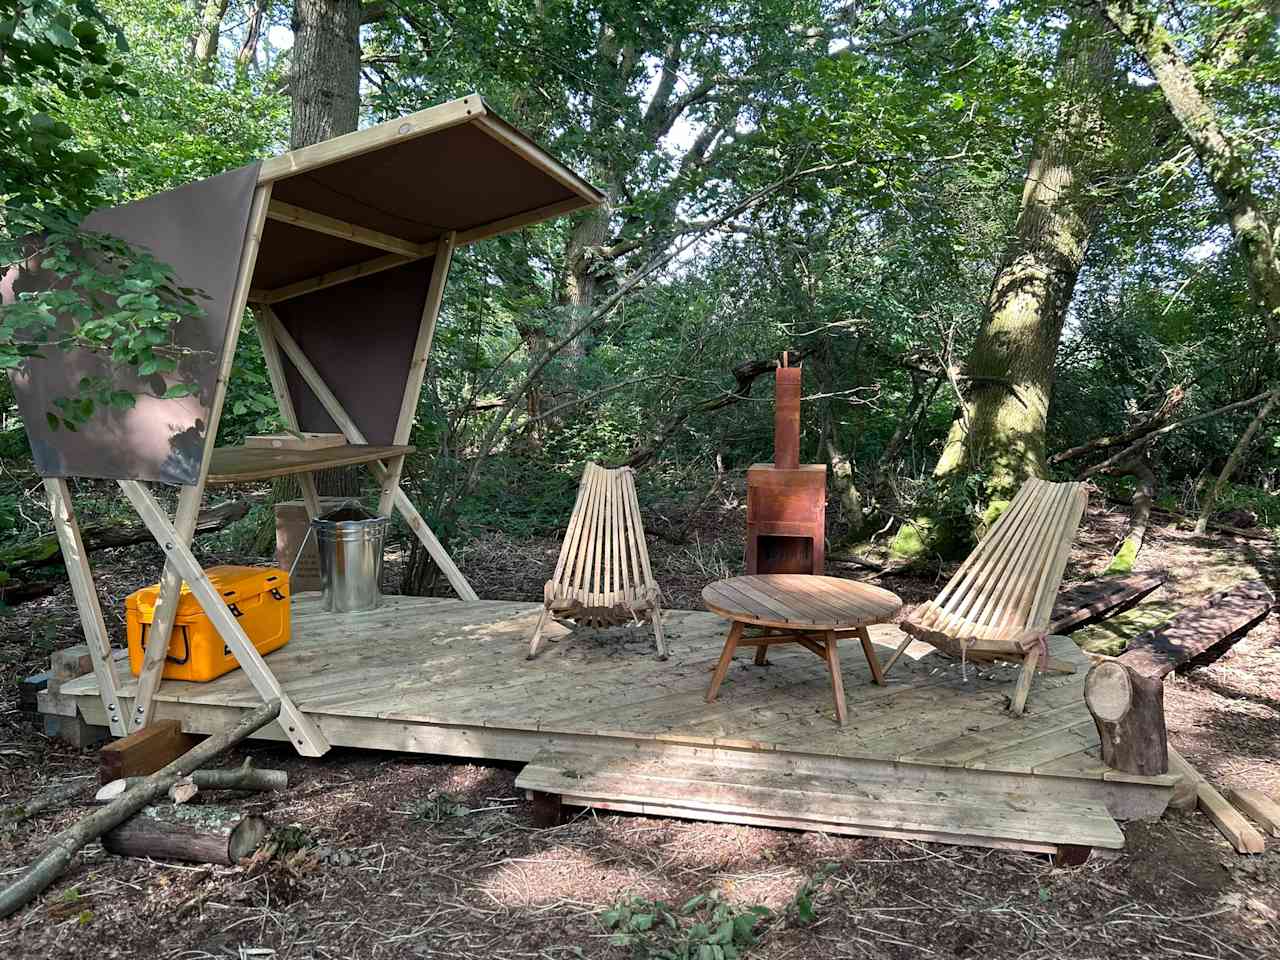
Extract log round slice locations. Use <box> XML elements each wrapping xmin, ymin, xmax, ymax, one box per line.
<box><xmin>1084</xmin><ymin>661</ymin><xmax>1132</xmax><ymax>722</ymax></box>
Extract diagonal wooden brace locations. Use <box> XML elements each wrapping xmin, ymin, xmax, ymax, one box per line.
<box><xmin>263</xmin><ymin>310</ymin><xmax>478</xmax><ymax>601</ymax></box>
<box><xmin>44</xmin><ymin>479</ymin><xmax>127</xmax><ymax>736</ymax></box>
<box><xmin>118</xmin><ymin>480</ymin><xmax>330</xmax><ymax>757</ymax></box>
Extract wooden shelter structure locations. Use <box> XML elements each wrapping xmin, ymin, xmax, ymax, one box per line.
<box><xmin>5</xmin><ymin>95</ymin><xmax>603</xmax><ymax>755</ymax></box>
<box><xmin>12</xmin><ymin>98</ymin><xmax>1184</xmax><ymax>857</ymax></box>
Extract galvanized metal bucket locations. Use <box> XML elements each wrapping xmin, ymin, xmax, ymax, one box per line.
<box><xmin>311</xmin><ymin>503</ymin><xmax>388</xmax><ymax>613</ymax></box>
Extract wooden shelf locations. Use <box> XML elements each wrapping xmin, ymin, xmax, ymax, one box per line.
<box><xmin>207</xmin><ymin>443</ymin><xmax>414</xmax><ymax>484</ymax></box>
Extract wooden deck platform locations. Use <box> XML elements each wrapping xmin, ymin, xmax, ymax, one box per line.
<box><xmin>47</xmin><ymin>596</ymin><xmax>1176</xmax><ymax>853</ymax></box>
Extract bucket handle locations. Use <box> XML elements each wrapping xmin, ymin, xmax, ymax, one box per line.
<box><xmin>288</xmin><ymin>524</ymin><xmax>316</xmax><ymax>582</ymax></box>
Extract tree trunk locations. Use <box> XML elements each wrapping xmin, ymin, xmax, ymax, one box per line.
<box><xmin>1195</xmin><ymin>386</ymin><xmax>1280</xmax><ymax>534</ymax></box>
<box><xmin>1104</xmin><ymin>450</ymin><xmax>1155</xmax><ymax>572</ymax></box>
<box><xmin>933</xmin><ymin>25</ymin><xmax>1113</xmax><ymax>495</ymax></box>
<box><xmin>290</xmin><ymin>0</ymin><xmax>362</xmax><ymax>149</ymax></box>
<box><xmin>237</xmin><ymin>0</ymin><xmax>270</xmax><ymax>70</ymax></box>
<box><xmin>192</xmin><ymin>0</ymin><xmax>230</xmax><ymax>67</ymax></box>
<box><xmin>1100</xmin><ymin>1</ymin><xmax>1280</xmax><ymax>337</ymax></box>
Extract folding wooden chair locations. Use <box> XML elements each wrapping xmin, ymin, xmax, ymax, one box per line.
<box><xmin>885</xmin><ymin>478</ymin><xmax>1088</xmax><ymax>715</ymax></box>
<box><xmin>528</xmin><ymin>463</ymin><xmax>667</xmax><ymax>660</ymax></box>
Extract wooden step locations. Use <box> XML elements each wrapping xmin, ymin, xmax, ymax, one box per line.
<box><xmin>516</xmin><ymin>747</ymin><xmax>1125</xmax><ymax>855</ymax></box>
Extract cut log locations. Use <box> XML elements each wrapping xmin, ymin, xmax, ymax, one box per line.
<box><xmin>102</xmin><ymin>804</ymin><xmax>269</xmax><ymax>864</ymax></box>
<box><xmin>1226</xmin><ymin>787</ymin><xmax>1280</xmax><ymax>837</ymax></box>
<box><xmin>95</xmin><ymin>764</ymin><xmax>287</xmax><ymax>801</ymax></box>
<box><xmin>99</xmin><ymin>719</ymin><xmax>201</xmax><ymax>784</ymax></box>
<box><xmin>0</xmin><ymin>699</ymin><xmax>281</xmax><ymax>918</ymax></box>
<box><xmin>1084</xmin><ymin>660</ymin><xmax>1168</xmax><ymax>775</ymax></box>
<box><xmin>1167</xmin><ymin>747</ymin><xmax>1265</xmax><ymax>854</ymax></box>
<box><xmin>1050</xmin><ymin>573</ymin><xmax>1166</xmax><ymax>634</ymax></box>
<box><xmin>1119</xmin><ymin>580</ymin><xmax>1274</xmax><ymax>678</ymax></box>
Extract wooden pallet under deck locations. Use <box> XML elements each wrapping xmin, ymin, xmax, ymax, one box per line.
<box><xmin>46</xmin><ymin>596</ymin><xmax>1176</xmax><ymax>852</ymax></box>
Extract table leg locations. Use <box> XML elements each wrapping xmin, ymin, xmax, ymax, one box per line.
<box><xmin>824</xmin><ymin>630</ymin><xmax>848</xmax><ymax>725</ymax></box>
<box><xmin>858</xmin><ymin>626</ymin><xmax>886</xmax><ymax>685</ymax></box>
<box><xmin>706</xmin><ymin>620</ymin><xmax>744</xmax><ymax>703</ymax></box>
<box><xmin>753</xmin><ymin>641</ymin><xmax>769</xmax><ymax>666</ymax></box>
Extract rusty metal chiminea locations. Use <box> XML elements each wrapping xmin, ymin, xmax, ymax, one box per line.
<box><xmin>745</xmin><ymin>353</ymin><xmax>827</xmax><ymax>576</ymax></box>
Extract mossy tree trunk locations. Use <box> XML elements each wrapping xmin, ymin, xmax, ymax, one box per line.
<box><xmin>933</xmin><ymin>25</ymin><xmax>1114</xmax><ymax>498</ymax></box>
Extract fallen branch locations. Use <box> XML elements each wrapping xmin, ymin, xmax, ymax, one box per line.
<box><xmin>95</xmin><ymin>762</ymin><xmax>287</xmax><ymax>801</ymax></box>
<box><xmin>1079</xmin><ymin>390</ymin><xmax>1274</xmax><ymax>480</ymax></box>
<box><xmin>1</xmin><ymin>777</ymin><xmax>95</xmax><ymax>825</ymax></box>
<box><xmin>0</xmin><ymin>699</ymin><xmax>281</xmax><ymax>918</ymax></box>
<box><xmin>1</xmin><ymin>499</ymin><xmax>250</xmax><ymax>579</ymax></box>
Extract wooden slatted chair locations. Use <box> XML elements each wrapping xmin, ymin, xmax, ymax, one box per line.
<box><xmin>528</xmin><ymin>462</ymin><xmax>668</xmax><ymax>660</ymax></box>
<box><xmin>885</xmin><ymin>477</ymin><xmax>1088</xmax><ymax>715</ymax></box>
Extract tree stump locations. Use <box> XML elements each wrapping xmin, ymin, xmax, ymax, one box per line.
<box><xmin>1085</xmin><ymin>660</ymin><xmax>1168</xmax><ymax>775</ymax></box>
<box><xmin>102</xmin><ymin>804</ymin><xmax>269</xmax><ymax>865</ymax></box>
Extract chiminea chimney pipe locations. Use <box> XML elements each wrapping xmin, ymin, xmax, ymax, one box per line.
<box><xmin>774</xmin><ymin>352</ymin><xmax>801</xmax><ymax>470</ymax></box>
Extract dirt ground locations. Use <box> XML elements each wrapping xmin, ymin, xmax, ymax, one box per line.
<box><xmin>1</xmin><ymin>489</ymin><xmax>1278</xmax><ymax>959</ymax></box>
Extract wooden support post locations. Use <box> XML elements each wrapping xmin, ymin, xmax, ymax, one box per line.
<box><xmin>117</xmin><ymin>480</ymin><xmax>329</xmax><ymax>757</ymax></box>
<box><xmin>42</xmin><ymin>479</ymin><xmax>126</xmax><ymax>737</ymax></box>
<box><xmin>133</xmin><ymin>182</ymin><xmax>273</xmax><ymax>731</ymax></box>
<box><xmin>1226</xmin><ymin>787</ymin><xmax>1280</xmax><ymax>837</ymax></box>
<box><xmin>264</xmin><ymin>313</ymin><xmax>479</xmax><ymax>601</ymax></box>
<box><xmin>378</xmin><ymin>231</ymin><xmax>455</xmax><ymax>517</ymax></box>
<box><xmin>99</xmin><ymin>719</ymin><xmax>200</xmax><ymax>784</ymax></box>
<box><xmin>1084</xmin><ymin>660</ymin><xmax>1169</xmax><ymax>776</ymax></box>
<box><xmin>255</xmin><ymin>306</ymin><xmax>321</xmax><ymax>518</ymax></box>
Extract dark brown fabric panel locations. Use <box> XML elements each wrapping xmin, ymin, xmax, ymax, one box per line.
<box><xmin>251</xmin><ymin>219</ymin><xmax>389</xmax><ymax>292</ymax></box>
<box><xmin>273</xmin><ymin>258</ymin><xmax>434</xmax><ymax>444</ymax></box>
<box><xmin>3</xmin><ymin>162</ymin><xmax>262</xmax><ymax>484</ymax></box>
<box><xmin>270</xmin><ymin>122</ymin><xmax>577</xmax><ymax>243</ymax></box>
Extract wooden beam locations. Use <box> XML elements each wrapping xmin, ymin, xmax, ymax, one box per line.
<box><xmin>132</xmin><ymin>183</ymin><xmax>274</xmax><ymax>731</ymax></box>
<box><xmin>378</xmin><ymin>231</ymin><xmax>455</xmax><ymax>516</ymax></box>
<box><xmin>455</xmin><ymin>197</ymin><xmax>594</xmax><ymax>248</ymax></box>
<box><xmin>264</xmin><ymin>315</ymin><xmax>479</xmax><ymax>601</ymax></box>
<box><xmin>258</xmin><ymin>95</ymin><xmax>484</xmax><ymax>183</ymax></box>
<box><xmin>1168</xmin><ymin>747</ymin><xmax>1265</xmax><ymax>853</ymax></box>
<box><xmin>117</xmin><ymin>480</ymin><xmax>330</xmax><ymax>757</ymax></box>
<box><xmin>1227</xmin><ymin>786</ymin><xmax>1280</xmax><ymax>837</ymax></box>
<box><xmin>266</xmin><ymin>200</ymin><xmax>433</xmax><ymax>259</ymax></box>
<box><xmin>254</xmin><ymin>247</ymin><xmax>438</xmax><ymax>305</ymax></box>
<box><xmin>42</xmin><ymin>479</ymin><xmax>126</xmax><ymax>736</ymax></box>
<box><xmin>99</xmin><ymin>719</ymin><xmax>200</xmax><ymax>784</ymax></box>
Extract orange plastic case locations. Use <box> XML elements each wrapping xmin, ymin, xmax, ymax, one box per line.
<box><xmin>125</xmin><ymin>566</ymin><xmax>291</xmax><ymax>683</ymax></box>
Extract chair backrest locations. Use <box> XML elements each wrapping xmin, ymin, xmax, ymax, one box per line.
<box><xmin>547</xmin><ymin>462</ymin><xmax>657</xmax><ymax>608</ymax></box>
<box><xmin>921</xmin><ymin>478</ymin><xmax>1087</xmax><ymax>642</ymax></box>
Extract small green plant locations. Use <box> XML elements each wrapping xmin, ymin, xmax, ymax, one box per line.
<box><xmin>787</xmin><ymin>863</ymin><xmax>839</xmax><ymax>926</ymax></box>
<box><xmin>271</xmin><ymin>825</ymin><xmax>311</xmax><ymax>854</ymax></box>
<box><xmin>599</xmin><ymin>889</ymin><xmax>772</xmax><ymax>959</ymax></box>
<box><xmin>410</xmin><ymin>791</ymin><xmax>471</xmax><ymax>822</ymax></box>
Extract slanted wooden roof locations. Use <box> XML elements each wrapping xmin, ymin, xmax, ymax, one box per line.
<box><xmin>249</xmin><ymin>94</ymin><xmax>604</xmax><ymax>301</ymax></box>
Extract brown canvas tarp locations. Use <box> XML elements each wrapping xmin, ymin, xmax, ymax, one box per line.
<box><xmin>273</xmin><ymin>259</ymin><xmax>435</xmax><ymax>443</ymax></box>
<box><xmin>4</xmin><ymin>162</ymin><xmax>261</xmax><ymax>484</ymax></box>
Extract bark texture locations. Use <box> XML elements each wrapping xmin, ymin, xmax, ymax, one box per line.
<box><xmin>290</xmin><ymin>0</ymin><xmax>362</xmax><ymax>149</ymax></box>
<box><xmin>934</xmin><ymin>24</ymin><xmax>1114</xmax><ymax>494</ymax></box>
<box><xmin>192</xmin><ymin>0</ymin><xmax>230</xmax><ymax>67</ymax></box>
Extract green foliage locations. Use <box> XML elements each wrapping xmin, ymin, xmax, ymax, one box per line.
<box><xmin>0</xmin><ymin>0</ymin><xmax>133</xmax><ymax>209</ymax></box>
<box><xmin>1</xmin><ymin>207</ymin><xmax>207</xmax><ymax>428</ymax></box>
<box><xmin>599</xmin><ymin>889</ymin><xmax>772</xmax><ymax>960</ymax></box>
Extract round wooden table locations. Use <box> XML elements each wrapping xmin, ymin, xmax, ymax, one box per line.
<box><xmin>702</xmin><ymin>574</ymin><xmax>904</xmax><ymax>725</ymax></box>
